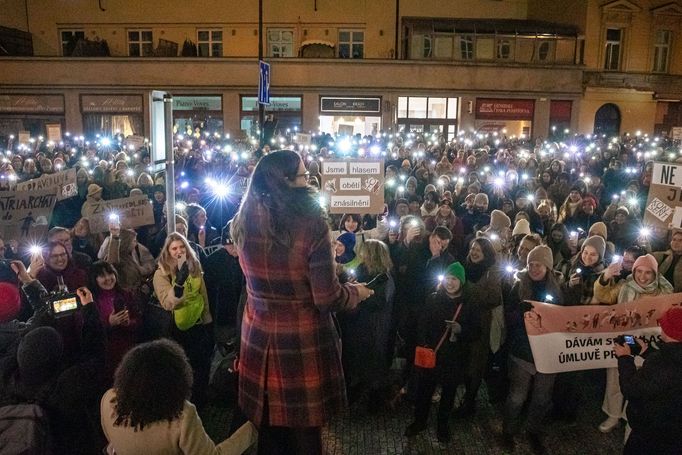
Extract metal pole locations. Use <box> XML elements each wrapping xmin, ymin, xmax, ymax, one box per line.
<box><xmin>163</xmin><ymin>93</ymin><xmax>176</xmax><ymax>235</ymax></box>
<box><xmin>258</xmin><ymin>0</ymin><xmax>264</xmax><ymax>147</ymax></box>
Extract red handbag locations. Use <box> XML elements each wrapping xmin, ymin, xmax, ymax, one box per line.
<box><xmin>414</xmin><ymin>304</ymin><xmax>462</xmax><ymax>369</ymax></box>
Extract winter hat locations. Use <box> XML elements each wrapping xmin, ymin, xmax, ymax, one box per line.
<box><xmin>616</xmin><ymin>206</ymin><xmax>630</xmax><ymax>217</ymax></box>
<box><xmin>473</xmin><ymin>193</ymin><xmax>489</xmax><ymax>206</ymax></box>
<box><xmin>490</xmin><ymin>210</ymin><xmax>511</xmax><ymax>231</ymax></box>
<box><xmin>582</xmin><ymin>194</ymin><xmax>598</xmax><ymax>209</ymax></box>
<box><xmin>569</xmin><ymin>183</ymin><xmax>585</xmax><ymax>197</ymax></box>
<box><xmin>0</xmin><ymin>283</ymin><xmax>21</xmax><ymax>323</ymax></box>
<box><xmin>17</xmin><ymin>327</ymin><xmax>64</xmax><ymax>385</ymax></box>
<box><xmin>632</xmin><ymin>253</ymin><xmax>658</xmax><ymax>275</ymax></box>
<box><xmin>395</xmin><ymin>198</ymin><xmax>409</xmax><ymax>208</ymax></box>
<box><xmin>582</xmin><ymin>235</ymin><xmax>606</xmax><ymax>260</ymax></box>
<box><xmin>335</xmin><ymin>232</ymin><xmax>356</xmax><ymax>264</ymax></box>
<box><xmin>424</xmin><ymin>184</ymin><xmax>437</xmax><ymax>194</ymax></box>
<box><xmin>129</xmin><ymin>188</ymin><xmax>143</xmax><ymax>196</ymax></box>
<box><xmin>445</xmin><ymin>262</ymin><xmax>466</xmax><ymax>285</ymax></box>
<box><xmin>589</xmin><ymin>222</ymin><xmax>608</xmax><ymax>240</ymax></box>
<box><xmin>512</xmin><ymin>219</ymin><xmax>531</xmax><ymax>237</ymax></box>
<box><xmin>527</xmin><ymin>245</ymin><xmax>554</xmax><ymax>270</ymax></box>
<box><xmin>86</xmin><ymin>184</ymin><xmax>102</xmax><ymax>198</ymax></box>
<box><xmin>660</xmin><ymin>307</ymin><xmax>682</xmax><ymax>341</ymax></box>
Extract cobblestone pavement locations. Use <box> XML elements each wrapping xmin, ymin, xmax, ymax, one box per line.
<box><xmin>202</xmin><ymin>370</ymin><xmax>623</xmax><ymax>455</ymax></box>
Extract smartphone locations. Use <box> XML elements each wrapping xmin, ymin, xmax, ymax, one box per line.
<box><xmin>616</xmin><ymin>334</ymin><xmax>642</xmax><ymax>355</ymax></box>
<box><xmin>48</xmin><ymin>293</ymin><xmax>80</xmax><ymax>318</ymax></box>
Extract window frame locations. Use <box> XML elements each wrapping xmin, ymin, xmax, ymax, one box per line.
<box><xmin>338</xmin><ymin>29</ymin><xmax>364</xmax><ymax>59</ymax></box>
<box><xmin>267</xmin><ymin>28</ymin><xmax>295</xmax><ymax>58</ymax></box>
<box><xmin>604</xmin><ymin>28</ymin><xmax>623</xmax><ymax>71</ymax></box>
<box><xmin>197</xmin><ymin>29</ymin><xmax>223</xmax><ymax>57</ymax></box>
<box><xmin>653</xmin><ymin>29</ymin><xmax>672</xmax><ymax>74</ymax></box>
<box><xmin>496</xmin><ymin>37</ymin><xmax>514</xmax><ymax>60</ymax></box>
<box><xmin>60</xmin><ymin>29</ymin><xmax>86</xmax><ymax>56</ymax></box>
<box><xmin>459</xmin><ymin>35</ymin><xmax>474</xmax><ymax>60</ymax></box>
<box><xmin>127</xmin><ymin>29</ymin><xmax>154</xmax><ymax>57</ymax></box>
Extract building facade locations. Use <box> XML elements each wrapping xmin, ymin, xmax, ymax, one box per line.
<box><xmin>0</xmin><ymin>0</ymin><xmax>680</xmax><ymax>140</ymax></box>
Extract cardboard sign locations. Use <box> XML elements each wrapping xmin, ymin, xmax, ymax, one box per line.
<box><xmin>525</xmin><ymin>293</ymin><xmax>682</xmax><ymax>373</ymax></box>
<box><xmin>320</xmin><ymin>160</ymin><xmax>384</xmax><ymax>214</ymax></box>
<box><xmin>0</xmin><ymin>189</ymin><xmax>58</xmax><ymax>241</ymax></box>
<box><xmin>644</xmin><ymin>162</ymin><xmax>682</xmax><ymax>230</ymax></box>
<box><xmin>82</xmin><ymin>195</ymin><xmax>155</xmax><ymax>233</ymax></box>
<box><xmin>16</xmin><ymin>169</ymin><xmax>78</xmax><ymax>201</ymax></box>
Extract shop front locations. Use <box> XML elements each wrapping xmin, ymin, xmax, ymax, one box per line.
<box><xmin>549</xmin><ymin>100</ymin><xmax>573</xmax><ymax>135</ymax></box>
<box><xmin>172</xmin><ymin>95</ymin><xmax>223</xmax><ymax>135</ymax></box>
<box><xmin>240</xmin><ymin>95</ymin><xmax>302</xmax><ymax>138</ymax></box>
<box><xmin>474</xmin><ymin>98</ymin><xmax>534</xmax><ymax>138</ymax></box>
<box><xmin>318</xmin><ymin>96</ymin><xmax>382</xmax><ymax>136</ymax></box>
<box><xmin>0</xmin><ymin>94</ymin><xmax>65</xmax><ymax>141</ymax></box>
<box><xmin>397</xmin><ymin>96</ymin><xmax>458</xmax><ymax>139</ymax></box>
<box><xmin>81</xmin><ymin>94</ymin><xmax>144</xmax><ymax>137</ymax></box>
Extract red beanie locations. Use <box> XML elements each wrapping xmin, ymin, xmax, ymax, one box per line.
<box><xmin>660</xmin><ymin>307</ymin><xmax>682</xmax><ymax>342</ymax></box>
<box><xmin>633</xmin><ymin>254</ymin><xmax>658</xmax><ymax>275</ymax></box>
<box><xmin>0</xmin><ymin>282</ymin><xmax>21</xmax><ymax>323</ymax></box>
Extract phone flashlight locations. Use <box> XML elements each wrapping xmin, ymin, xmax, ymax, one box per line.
<box><xmin>576</xmin><ymin>268</ymin><xmax>582</xmax><ymax>274</ymax></box>
<box><xmin>612</xmin><ymin>255</ymin><xmax>621</xmax><ymax>263</ymax></box>
<box><xmin>438</xmin><ymin>274</ymin><xmax>444</xmax><ymax>283</ymax></box>
<box><xmin>545</xmin><ymin>294</ymin><xmax>554</xmax><ymax>302</ymax></box>
<box><xmin>29</xmin><ymin>245</ymin><xmax>42</xmax><ymax>256</ymax></box>
<box><xmin>505</xmin><ymin>265</ymin><xmax>514</xmax><ymax>273</ymax></box>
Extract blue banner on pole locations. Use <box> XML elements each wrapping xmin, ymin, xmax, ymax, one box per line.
<box><xmin>258</xmin><ymin>61</ymin><xmax>270</xmax><ymax>105</ymax></box>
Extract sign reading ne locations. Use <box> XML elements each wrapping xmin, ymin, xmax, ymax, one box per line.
<box><xmin>16</xmin><ymin>169</ymin><xmax>77</xmax><ymax>201</ymax></box>
<box><xmin>0</xmin><ymin>189</ymin><xmax>58</xmax><ymax>241</ymax></box>
<box><xmin>81</xmin><ymin>195</ymin><xmax>155</xmax><ymax>233</ymax></box>
<box><xmin>644</xmin><ymin>162</ymin><xmax>682</xmax><ymax>230</ymax></box>
<box><xmin>321</xmin><ymin>160</ymin><xmax>384</xmax><ymax>214</ymax></box>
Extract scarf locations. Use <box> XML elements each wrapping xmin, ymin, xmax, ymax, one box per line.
<box><xmin>618</xmin><ymin>274</ymin><xmax>674</xmax><ymax>304</ymax></box>
<box><xmin>465</xmin><ymin>258</ymin><xmax>493</xmax><ymax>283</ymax></box>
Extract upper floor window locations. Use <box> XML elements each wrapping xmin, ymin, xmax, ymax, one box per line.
<box><xmin>198</xmin><ymin>30</ymin><xmax>223</xmax><ymax>57</ymax></box>
<box><xmin>538</xmin><ymin>41</ymin><xmax>551</xmax><ymax>61</ymax></box>
<box><xmin>604</xmin><ymin>28</ymin><xmax>622</xmax><ymax>70</ymax></box>
<box><xmin>460</xmin><ymin>35</ymin><xmax>474</xmax><ymax>60</ymax></box>
<box><xmin>339</xmin><ymin>30</ymin><xmax>364</xmax><ymax>58</ymax></box>
<box><xmin>267</xmin><ymin>29</ymin><xmax>294</xmax><ymax>57</ymax></box>
<box><xmin>496</xmin><ymin>38</ymin><xmax>513</xmax><ymax>59</ymax></box>
<box><xmin>653</xmin><ymin>30</ymin><xmax>671</xmax><ymax>73</ymax></box>
<box><xmin>128</xmin><ymin>30</ymin><xmax>153</xmax><ymax>57</ymax></box>
<box><xmin>60</xmin><ymin>30</ymin><xmax>85</xmax><ymax>56</ymax></box>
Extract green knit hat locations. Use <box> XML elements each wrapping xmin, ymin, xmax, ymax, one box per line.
<box><xmin>445</xmin><ymin>262</ymin><xmax>466</xmax><ymax>285</ymax></box>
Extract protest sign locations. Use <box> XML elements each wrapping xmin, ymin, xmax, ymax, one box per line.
<box><xmin>321</xmin><ymin>160</ymin><xmax>384</xmax><ymax>214</ymax></box>
<box><xmin>0</xmin><ymin>189</ymin><xmax>58</xmax><ymax>240</ymax></box>
<box><xmin>82</xmin><ymin>195</ymin><xmax>155</xmax><ymax>233</ymax></box>
<box><xmin>525</xmin><ymin>293</ymin><xmax>682</xmax><ymax>373</ymax></box>
<box><xmin>644</xmin><ymin>162</ymin><xmax>682</xmax><ymax>230</ymax></box>
<box><xmin>16</xmin><ymin>168</ymin><xmax>78</xmax><ymax>200</ymax></box>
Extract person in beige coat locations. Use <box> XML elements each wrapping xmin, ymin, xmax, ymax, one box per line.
<box><xmin>652</xmin><ymin>229</ymin><xmax>682</xmax><ymax>292</ymax></box>
<box><xmin>101</xmin><ymin>339</ymin><xmax>256</xmax><ymax>455</ymax></box>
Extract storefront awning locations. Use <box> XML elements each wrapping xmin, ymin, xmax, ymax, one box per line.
<box><xmin>299</xmin><ymin>40</ymin><xmax>335</xmax><ymax>58</ymax></box>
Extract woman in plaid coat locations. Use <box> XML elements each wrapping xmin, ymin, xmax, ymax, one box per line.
<box><xmin>231</xmin><ymin>150</ymin><xmax>374</xmax><ymax>455</ymax></box>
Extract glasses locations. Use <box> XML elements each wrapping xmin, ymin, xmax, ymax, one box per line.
<box><xmin>49</xmin><ymin>253</ymin><xmax>68</xmax><ymax>260</ymax></box>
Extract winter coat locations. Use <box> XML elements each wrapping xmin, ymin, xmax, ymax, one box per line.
<box><xmin>203</xmin><ymin>248</ymin><xmax>244</xmax><ymax>326</ymax></box>
<box><xmin>99</xmin><ymin>230</ymin><xmax>156</xmax><ymax>291</ymax></box>
<box><xmin>562</xmin><ymin>258</ymin><xmax>605</xmax><ymax>305</ymax></box>
<box><xmin>653</xmin><ymin>249</ymin><xmax>682</xmax><ymax>292</ymax></box>
<box><xmin>617</xmin><ymin>274</ymin><xmax>673</xmax><ymax>304</ymax></box>
<box><xmin>330</xmin><ymin>220</ymin><xmax>389</xmax><ymax>255</ymax></box>
<box><xmin>618</xmin><ymin>342</ymin><xmax>682</xmax><ymax>453</ymax></box>
<box><xmin>237</xmin><ymin>215</ymin><xmax>361</xmax><ymax>427</ymax></box>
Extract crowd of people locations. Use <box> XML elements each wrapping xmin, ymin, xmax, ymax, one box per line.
<box><xmin>0</xmin><ymin>127</ymin><xmax>681</xmax><ymax>454</ymax></box>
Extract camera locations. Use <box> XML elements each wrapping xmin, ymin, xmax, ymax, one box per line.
<box><xmin>47</xmin><ymin>291</ymin><xmax>81</xmax><ymax>318</ymax></box>
<box><xmin>615</xmin><ymin>335</ymin><xmax>642</xmax><ymax>356</ymax></box>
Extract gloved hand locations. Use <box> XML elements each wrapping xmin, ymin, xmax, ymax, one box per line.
<box><xmin>520</xmin><ymin>300</ymin><xmax>534</xmax><ymax>313</ymax></box>
<box><xmin>176</xmin><ymin>262</ymin><xmax>190</xmax><ymax>286</ymax></box>
<box><xmin>450</xmin><ymin>321</ymin><xmax>462</xmax><ymax>335</ymax></box>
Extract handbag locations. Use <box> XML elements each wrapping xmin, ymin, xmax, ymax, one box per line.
<box><xmin>414</xmin><ymin>303</ymin><xmax>463</xmax><ymax>369</ymax></box>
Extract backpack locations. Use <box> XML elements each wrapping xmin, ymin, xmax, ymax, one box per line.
<box><xmin>0</xmin><ymin>403</ymin><xmax>52</xmax><ymax>454</ymax></box>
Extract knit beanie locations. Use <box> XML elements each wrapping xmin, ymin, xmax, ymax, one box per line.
<box><xmin>632</xmin><ymin>254</ymin><xmax>658</xmax><ymax>275</ymax></box>
<box><xmin>616</xmin><ymin>206</ymin><xmax>630</xmax><ymax>217</ymax></box>
<box><xmin>473</xmin><ymin>193</ymin><xmax>489</xmax><ymax>206</ymax></box>
<box><xmin>512</xmin><ymin>219</ymin><xmax>531</xmax><ymax>237</ymax></box>
<box><xmin>445</xmin><ymin>262</ymin><xmax>466</xmax><ymax>285</ymax></box>
<box><xmin>0</xmin><ymin>283</ymin><xmax>21</xmax><ymax>323</ymax></box>
<box><xmin>589</xmin><ymin>222</ymin><xmax>608</xmax><ymax>240</ymax></box>
<box><xmin>582</xmin><ymin>235</ymin><xmax>606</xmax><ymax>260</ymax></box>
<box><xmin>490</xmin><ymin>209</ymin><xmax>511</xmax><ymax>231</ymax></box>
<box><xmin>17</xmin><ymin>327</ymin><xmax>64</xmax><ymax>385</ymax></box>
<box><xmin>335</xmin><ymin>232</ymin><xmax>356</xmax><ymax>264</ymax></box>
<box><xmin>660</xmin><ymin>307</ymin><xmax>682</xmax><ymax>341</ymax></box>
<box><xmin>527</xmin><ymin>245</ymin><xmax>553</xmax><ymax>270</ymax></box>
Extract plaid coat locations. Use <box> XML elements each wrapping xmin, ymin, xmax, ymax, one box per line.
<box><xmin>237</xmin><ymin>214</ymin><xmax>360</xmax><ymax>427</ymax></box>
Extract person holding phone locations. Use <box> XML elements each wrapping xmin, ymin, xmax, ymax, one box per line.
<box><xmin>153</xmin><ymin>232</ymin><xmax>213</xmax><ymax>407</ymax></box>
<box><xmin>230</xmin><ymin>150</ymin><xmax>373</xmax><ymax>455</ymax></box>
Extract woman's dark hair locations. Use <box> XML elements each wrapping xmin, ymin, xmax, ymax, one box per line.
<box><xmin>231</xmin><ymin>150</ymin><xmax>322</xmax><ymax>248</ymax></box>
<box><xmin>88</xmin><ymin>261</ymin><xmax>122</xmax><ymax>298</ymax></box>
<box><xmin>339</xmin><ymin>213</ymin><xmax>362</xmax><ymax>233</ymax></box>
<box><xmin>468</xmin><ymin>237</ymin><xmax>497</xmax><ymax>269</ymax></box>
<box><xmin>112</xmin><ymin>339</ymin><xmax>193</xmax><ymax>431</ymax></box>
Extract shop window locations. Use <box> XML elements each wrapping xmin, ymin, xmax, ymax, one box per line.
<box><xmin>339</xmin><ymin>30</ymin><xmax>364</xmax><ymax>59</ymax></box>
<box><xmin>447</xmin><ymin>98</ymin><xmax>458</xmax><ymax>118</ymax></box>
<box><xmin>197</xmin><ymin>29</ymin><xmax>223</xmax><ymax>57</ymax></box>
<box><xmin>267</xmin><ymin>29</ymin><xmax>294</xmax><ymax>57</ymax></box>
<box><xmin>398</xmin><ymin>97</ymin><xmax>408</xmax><ymax>117</ymax></box>
<box><xmin>653</xmin><ymin>30</ymin><xmax>671</xmax><ymax>73</ymax></box>
<box><xmin>497</xmin><ymin>39</ymin><xmax>513</xmax><ymax>60</ymax></box>
<box><xmin>408</xmin><ymin>97</ymin><xmax>427</xmax><ymax>118</ymax></box>
<box><xmin>604</xmin><ymin>28</ymin><xmax>622</xmax><ymax>70</ymax></box>
<box><xmin>428</xmin><ymin>98</ymin><xmax>447</xmax><ymax>119</ymax></box>
<box><xmin>128</xmin><ymin>30</ymin><xmax>153</xmax><ymax>57</ymax></box>
<box><xmin>460</xmin><ymin>35</ymin><xmax>474</xmax><ymax>60</ymax></box>
<box><xmin>60</xmin><ymin>30</ymin><xmax>85</xmax><ymax>56</ymax></box>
